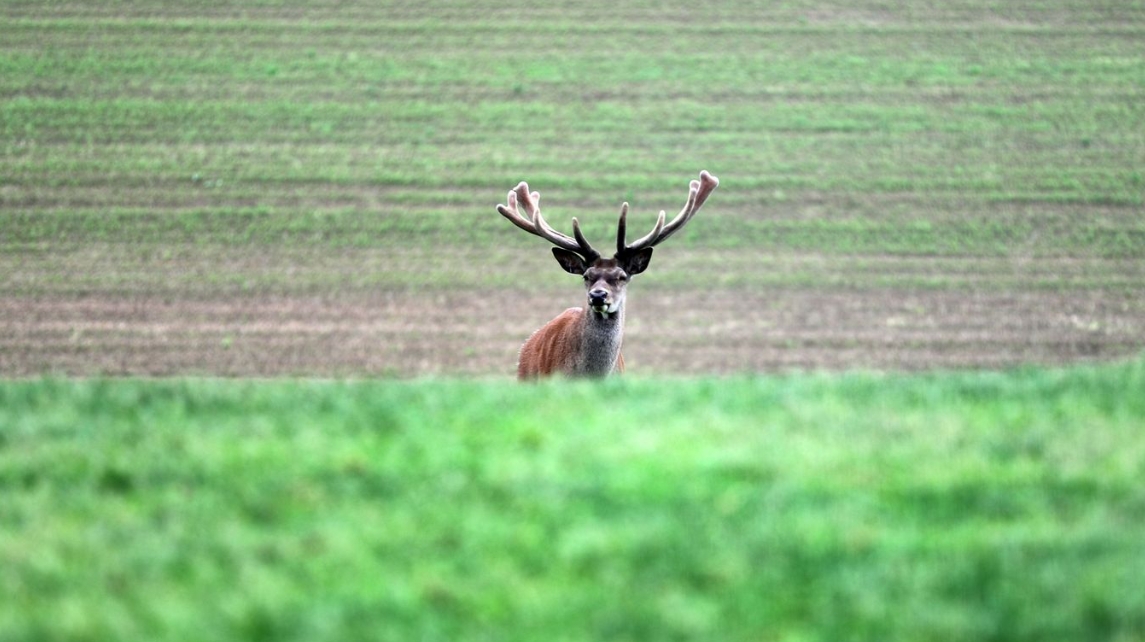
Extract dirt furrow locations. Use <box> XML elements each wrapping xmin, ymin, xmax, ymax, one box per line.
<box><xmin>3</xmin><ymin>288</ymin><xmax>1140</xmax><ymax>377</ymax></box>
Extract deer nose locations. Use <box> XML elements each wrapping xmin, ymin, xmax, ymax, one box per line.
<box><xmin>589</xmin><ymin>289</ymin><xmax>609</xmax><ymax>304</ymax></box>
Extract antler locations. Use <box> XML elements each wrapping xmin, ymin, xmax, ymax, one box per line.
<box><xmin>617</xmin><ymin>170</ymin><xmax>719</xmax><ymax>256</ymax></box>
<box><xmin>497</xmin><ymin>181</ymin><xmax>600</xmax><ymax>261</ymax></box>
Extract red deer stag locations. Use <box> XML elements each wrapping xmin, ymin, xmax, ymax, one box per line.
<box><xmin>496</xmin><ymin>171</ymin><xmax>719</xmax><ymax>380</ymax></box>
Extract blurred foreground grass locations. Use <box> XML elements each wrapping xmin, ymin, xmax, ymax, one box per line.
<box><xmin>2</xmin><ymin>358</ymin><xmax>1144</xmax><ymax>641</ymax></box>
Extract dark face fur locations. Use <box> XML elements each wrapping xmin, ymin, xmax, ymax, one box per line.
<box><xmin>551</xmin><ymin>250</ymin><xmax>653</xmax><ymax>319</ymax></box>
<box><xmin>581</xmin><ymin>261</ymin><xmax>629</xmax><ymax>316</ymax></box>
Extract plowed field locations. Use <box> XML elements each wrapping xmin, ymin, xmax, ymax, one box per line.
<box><xmin>4</xmin><ymin>0</ymin><xmax>1143</xmax><ymax>377</ymax></box>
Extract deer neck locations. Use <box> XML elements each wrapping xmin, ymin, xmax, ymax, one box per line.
<box><xmin>575</xmin><ymin>304</ymin><xmax>625</xmax><ymax>376</ymax></box>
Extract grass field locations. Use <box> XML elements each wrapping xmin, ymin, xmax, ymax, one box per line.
<box><xmin>2</xmin><ymin>0</ymin><xmax>1143</xmax><ymax>375</ymax></box>
<box><xmin>2</xmin><ymin>1</ymin><xmax>1145</xmax><ymax>640</ymax></box>
<box><xmin>3</xmin><ymin>360</ymin><xmax>1145</xmax><ymax>641</ymax></box>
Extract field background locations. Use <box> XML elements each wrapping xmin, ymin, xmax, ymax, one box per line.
<box><xmin>3</xmin><ymin>1</ymin><xmax>1145</xmax><ymax>641</ymax></box>
<box><xmin>3</xmin><ymin>0</ymin><xmax>1143</xmax><ymax>376</ymax></box>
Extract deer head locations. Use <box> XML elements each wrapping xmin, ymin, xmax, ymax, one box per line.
<box><xmin>497</xmin><ymin>171</ymin><xmax>719</xmax><ymax>318</ymax></box>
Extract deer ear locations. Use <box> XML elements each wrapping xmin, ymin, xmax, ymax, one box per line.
<box><xmin>552</xmin><ymin>248</ymin><xmax>587</xmax><ymax>275</ymax></box>
<box><xmin>622</xmin><ymin>247</ymin><xmax>653</xmax><ymax>276</ymax></box>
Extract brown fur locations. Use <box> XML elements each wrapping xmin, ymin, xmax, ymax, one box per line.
<box><xmin>517</xmin><ymin>307</ymin><xmax>625</xmax><ymax>380</ymax></box>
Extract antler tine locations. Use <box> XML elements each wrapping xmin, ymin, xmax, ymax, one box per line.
<box><xmin>624</xmin><ymin>209</ymin><xmax>666</xmax><ymax>251</ymax></box>
<box><xmin>572</xmin><ymin>217</ymin><xmax>594</xmax><ymax>255</ymax></box>
<box><xmin>620</xmin><ymin>170</ymin><xmax>719</xmax><ymax>254</ymax></box>
<box><xmin>496</xmin><ymin>181</ymin><xmax>600</xmax><ymax>260</ymax></box>
<box><xmin>651</xmin><ymin>179</ymin><xmax>701</xmax><ymax>246</ymax></box>
<box><xmin>514</xmin><ymin>183</ymin><xmax>540</xmax><ymax>217</ymax></box>
<box><xmin>615</xmin><ymin>203</ymin><xmax>628</xmax><ymax>255</ymax></box>
<box><xmin>531</xmin><ymin>205</ymin><xmax>584</xmax><ymax>254</ymax></box>
<box><xmin>496</xmin><ymin>185</ymin><xmax>537</xmax><ymax>234</ymax></box>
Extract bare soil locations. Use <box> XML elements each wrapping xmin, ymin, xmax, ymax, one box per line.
<box><xmin>3</xmin><ymin>287</ymin><xmax>1141</xmax><ymax>378</ymax></box>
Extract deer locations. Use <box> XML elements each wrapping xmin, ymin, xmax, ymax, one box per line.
<box><xmin>496</xmin><ymin>170</ymin><xmax>719</xmax><ymax>380</ymax></box>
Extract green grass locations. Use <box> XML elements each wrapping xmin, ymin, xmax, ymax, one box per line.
<box><xmin>2</xmin><ymin>359</ymin><xmax>1144</xmax><ymax>641</ymax></box>
<box><xmin>3</xmin><ymin>1</ymin><xmax>1144</xmax><ymax>298</ymax></box>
